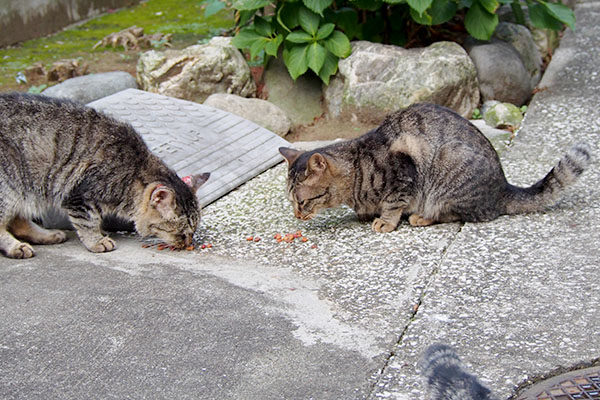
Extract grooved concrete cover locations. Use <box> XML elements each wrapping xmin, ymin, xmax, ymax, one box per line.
<box><xmin>88</xmin><ymin>89</ymin><xmax>290</xmax><ymax>207</ymax></box>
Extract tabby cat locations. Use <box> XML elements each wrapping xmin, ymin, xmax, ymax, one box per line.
<box><xmin>0</xmin><ymin>92</ymin><xmax>209</xmax><ymax>259</ymax></box>
<box><xmin>419</xmin><ymin>343</ymin><xmax>498</xmax><ymax>400</ymax></box>
<box><xmin>279</xmin><ymin>103</ymin><xmax>591</xmax><ymax>232</ymax></box>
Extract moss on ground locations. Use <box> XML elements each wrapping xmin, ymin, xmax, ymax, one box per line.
<box><xmin>0</xmin><ymin>0</ymin><xmax>234</xmax><ymax>92</ymax></box>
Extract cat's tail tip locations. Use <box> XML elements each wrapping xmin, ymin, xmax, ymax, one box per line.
<box><xmin>418</xmin><ymin>343</ymin><xmax>497</xmax><ymax>400</ymax></box>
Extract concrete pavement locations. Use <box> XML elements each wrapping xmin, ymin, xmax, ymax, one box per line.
<box><xmin>1</xmin><ymin>1</ymin><xmax>599</xmax><ymax>398</ymax></box>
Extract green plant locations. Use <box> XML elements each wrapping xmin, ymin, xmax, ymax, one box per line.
<box><xmin>212</xmin><ymin>0</ymin><xmax>575</xmax><ymax>84</ymax></box>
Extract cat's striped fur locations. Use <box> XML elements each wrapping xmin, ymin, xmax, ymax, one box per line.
<box><xmin>279</xmin><ymin>103</ymin><xmax>591</xmax><ymax>232</ymax></box>
<box><xmin>419</xmin><ymin>344</ymin><xmax>498</xmax><ymax>400</ymax></box>
<box><xmin>0</xmin><ymin>92</ymin><xmax>209</xmax><ymax>258</ymax></box>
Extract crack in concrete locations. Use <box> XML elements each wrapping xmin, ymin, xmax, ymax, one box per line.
<box><xmin>366</xmin><ymin>222</ymin><xmax>466</xmax><ymax>398</ymax></box>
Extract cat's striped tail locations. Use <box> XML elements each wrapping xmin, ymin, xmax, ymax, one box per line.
<box><xmin>504</xmin><ymin>142</ymin><xmax>592</xmax><ymax>215</ymax></box>
<box><xmin>418</xmin><ymin>344</ymin><xmax>498</xmax><ymax>400</ymax></box>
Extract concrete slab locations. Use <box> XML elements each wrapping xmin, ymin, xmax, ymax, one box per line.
<box><xmin>89</xmin><ymin>88</ymin><xmax>290</xmax><ymax>207</ymax></box>
<box><xmin>0</xmin><ymin>234</ymin><xmax>372</xmax><ymax>400</ymax></box>
<box><xmin>370</xmin><ymin>1</ymin><xmax>600</xmax><ymax>399</ymax></box>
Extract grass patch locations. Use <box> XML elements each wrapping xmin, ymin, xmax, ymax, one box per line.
<box><xmin>0</xmin><ymin>0</ymin><xmax>234</xmax><ymax>92</ymax></box>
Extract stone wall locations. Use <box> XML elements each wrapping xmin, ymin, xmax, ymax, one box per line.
<box><xmin>0</xmin><ymin>0</ymin><xmax>140</xmax><ymax>47</ymax></box>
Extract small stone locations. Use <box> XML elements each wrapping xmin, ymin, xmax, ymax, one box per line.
<box><xmin>483</xmin><ymin>102</ymin><xmax>524</xmax><ymax>129</ymax></box>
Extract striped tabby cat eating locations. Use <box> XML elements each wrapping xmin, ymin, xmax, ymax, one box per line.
<box><xmin>0</xmin><ymin>93</ymin><xmax>209</xmax><ymax>258</ymax></box>
<box><xmin>279</xmin><ymin>103</ymin><xmax>590</xmax><ymax>232</ymax></box>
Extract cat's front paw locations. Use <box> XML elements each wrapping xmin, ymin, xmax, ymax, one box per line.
<box><xmin>7</xmin><ymin>242</ymin><xmax>35</xmax><ymax>259</ymax></box>
<box><xmin>408</xmin><ymin>214</ymin><xmax>435</xmax><ymax>227</ymax></box>
<box><xmin>372</xmin><ymin>218</ymin><xmax>397</xmax><ymax>233</ymax></box>
<box><xmin>88</xmin><ymin>237</ymin><xmax>116</xmax><ymax>253</ymax></box>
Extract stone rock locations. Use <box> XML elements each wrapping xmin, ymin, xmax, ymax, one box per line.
<box><xmin>262</xmin><ymin>55</ymin><xmax>324</xmax><ymax>126</ymax></box>
<box><xmin>465</xmin><ymin>39</ymin><xmax>532</xmax><ymax>106</ymax></box>
<box><xmin>497</xmin><ymin>5</ymin><xmax>561</xmax><ymax>62</ymax></box>
<box><xmin>137</xmin><ymin>36</ymin><xmax>255</xmax><ymax>103</ymax></box>
<box><xmin>324</xmin><ymin>41</ymin><xmax>479</xmax><ymax>122</ymax></box>
<box><xmin>483</xmin><ymin>102</ymin><xmax>524</xmax><ymax>129</ymax></box>
<box><xmin>494</xmin><ymin>22</ymin><xmax>542</xmax><ymax>88</ymax></box>
<box><xmin>42</xmin><ymin>71</ymin><xmax>138</xmax><ymax>103</ymax></box>
<box><xmin>204</xmin><ymin>93</ymin><xmax>292</xmax><ymax>137</ymax></box>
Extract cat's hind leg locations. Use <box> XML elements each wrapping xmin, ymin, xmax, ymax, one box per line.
<box><xmin>408</xmin><ymin>214</ymin><xmax>435</xmax><ymax>227</ymax></box>
<box><xmin>9</xmin><ymin>216</ymin><xmax>67</xmax><ymax>245</ymax></box>
<box><xmin>0</xmin><ymin>222</ymin><xmax>34</xmax><ymax>259</ymax></box>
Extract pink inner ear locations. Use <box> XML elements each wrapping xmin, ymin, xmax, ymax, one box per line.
<box><xmin>182</xmin><ymin>176</ymin><xmax>193</xmax><ymax>187</ymax></box>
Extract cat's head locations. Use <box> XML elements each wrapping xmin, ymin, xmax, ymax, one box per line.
<box><xmin>135</xmin><ymin>172</ymin><xmax>210</xmax><ymax>248</ymax></box>
<box><xmin>279</xmin><ymin>147</ymin><xmax>346</xmax><ymax>221</ymax></box>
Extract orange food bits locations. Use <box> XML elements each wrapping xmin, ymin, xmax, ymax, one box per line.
<box><xmin>246</xmin><ymin>236</ymin><xmax>254</xmax><ymax>241</ymax></box>
<box><xmin>254</xmin><ymin>237</ymin><xmax>261</xmax><ymax>242</ymax></box>
<box><xmin>301</xmin><ymin>237</ymin><xmax>308</xmax><ymax>242</ymax></box>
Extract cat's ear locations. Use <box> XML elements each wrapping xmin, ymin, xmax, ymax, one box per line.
<box><xmin>150</xmin><ymin>184</ymin><xmax>177</xmax><ymax>218</ymax></box>
<box><xmin>183</xmin><ymin>172</ymin><xmax>210</xmax><ymax>192</ymax></box>
<box><xmin>279</xmin><ymin>147</ymin><xmax>303</xmax><ymax>165</ymax></box>
<box><xmin>307</xmin><ymin>153</ymin><xmax>328</xmax><ymax>175</ymax></box>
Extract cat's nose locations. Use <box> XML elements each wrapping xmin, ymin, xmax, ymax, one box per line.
<box><xmin>294</xmin><ymin>209</ymin><xmax>303</xmax><ymax>219</ymax></box>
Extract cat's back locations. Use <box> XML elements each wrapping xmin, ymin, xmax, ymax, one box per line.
<box><xmin>0</xmin><ymin>92</ymin><xmax>149</xmax><ymax>160</ymax></box>
<box><xmin>377</xmin><ymin>103</ymin><xmax>496</xmax><ymax>163</ymax></box>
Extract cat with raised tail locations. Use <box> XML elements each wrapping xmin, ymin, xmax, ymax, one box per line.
<box><xmin>0</xmin><ymin>93</ymin><xmax>210</xmax><ymax>259</ymax></box>
<box><xmin>419</xmin><ymin>344</ymin><xmax>498</xmax><ymax>400</ymax></box>
<box><xmin>279</xmin><ymin>103</ymin><xmax>591</xmax><ymax>232</ymax></box>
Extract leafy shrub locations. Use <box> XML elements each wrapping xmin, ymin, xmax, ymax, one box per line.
<box><xmin>204</xmin><ymin>0</ymin><xmax>575</xmax><ymax>84</ymax></box>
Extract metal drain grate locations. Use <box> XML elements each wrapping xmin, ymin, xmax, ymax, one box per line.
<box><xmin>517</xmin><ymin>367</ymin><xmax>600</xmax><ymax>400</ymax></box>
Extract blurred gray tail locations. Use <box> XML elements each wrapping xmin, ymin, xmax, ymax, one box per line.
<box><xmin>418</xmin><ymin>344</ymin><xmax>497</xmax><ymax>400</ymax></box>
<box><xmin>505</xmin><ymin>142</ymin><xmax>592</xmax><ymax>214</ymax></box>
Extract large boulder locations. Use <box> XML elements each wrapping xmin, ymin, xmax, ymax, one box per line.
<box><xmin>137</xmin><ymin>36</ymin><xmax>255</xmax><ymax>103</ymax></box>
<box><xmin>493</xmin><ymin>22</ymin><xmax>542</xmax><ymax>88</ymax></box>
<box><xmin>324</xmin><ymin>41</ymin><xmax>479</xmax><ymax>122</ymax></box>
<box><xmin>203</xmin><ymin>93</ymin><xmax>292</xmax><ymax>137</ymax></box>
<box><xmin>465</xmin><ymin>38</ymin><xmax>533</xmax><ymax>106</ymax></box>
<box><xmin>42</xmin><ymin>71</ymin><xmax>137</xmax><ymax>103</ymax></box>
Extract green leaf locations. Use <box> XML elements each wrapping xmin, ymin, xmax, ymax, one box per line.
<box><xmin>231</xmin><ymin>28</ymin><xmax>263</xmax><ymax>49</ymax></box>
<box><xmin>254</xmin><ymin>16</ymin><xmax>273</xmax><ymax>37</ymax></box>
<box><xmin>204</xmin><ymin>0</ymin><xmax>227</xmax><ymax>17</ymax></box>
<box><xmin>322</xmin><ymin>30</ymin><xmax>351</xmax><ymax>58</ymax></box>
<box><xmin>408</xmin><ymin>0</ymin><xmax>433</xmax><ymax>16</ymax></box>
<box><xmin>303</xmin><ymin>0</ymin><xmax>334</xmax><ymax>16</ymax></box>
<box><xmin>286</xmin><ymin>30</ymin><xmax>314</xmax><ymax>43</ymax></box>
<box><xmin>542</xmin><ymin>1</ymin><xmax>575</xmax><ymax>30</ymax></box>
<box><xmin>318</xmin><ymin>50</ymin><xmax>339</xmax><ymax>85</ymax></box>
<box><xmin>316</xmin><ymin>23</ymin><xmax>335</xmax><ymax>40</ymax></box>
<box><xmin>464</xmin><ymin>1</ymin><xmax>498</xmax><ymax>40</ymax></box>
<box><xmin>478</xmin><ymin>0</ymin><xmax>499</xmax><ymax>15</ymax></box>
<box><xmin>277</xmin><ymin>2</ymin><xmax>301</xmax><ymax>32</ymax></box>
<box><xmin>528</xmin><ymin>3</ymin><xmax>563</xmax><ymax>30</ymax></box>
<box><xmin>238</xmin><ymin>10</ymin><xmax>257</xmax><ymax>26</ymax></box>
<box><xmin>298</xmin><ymin>6</ymin><xmax>321</xmax><ymax>35</ymax></box>
<box><xmin>232</xmin><ymin>0</ymin><xmax>271</xmax><ymax>10</ymax></box>
<box><xmin>307</xmin><ymin>42</ymin><xmax>327</xmax><ymax>73</ymax></box>
<box><xmin>333</xmin><ymin>8</ymin><xmax>359</xmax><ymax>39</ymax></box>
<box><xmin>283</xmin><ymin>44</ymin><xmax>310</xmax><ymax>80</ymax></box>
<box><xmin>410</xmin><ymin>8</ymin><xmax>433</xmax><ymax>24</ymax></box>
<box><xmin>384</xmin><ymin>0</ymin><xmax>407</xmax><ymax>4</ymax></box>
<box><xmin>265</xmin><ymin>34</ymin><xmax>284</xmax><ymax>56</ymax></box>
<box><xmin>250</xmin><ymin>37</ymin><xmax>268</xmax><ymax>59</ymax></box>
<box><xmin>428</xmin><ymin>0</ymin><xmax>458</xmax><ymax>25</ymax></box>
